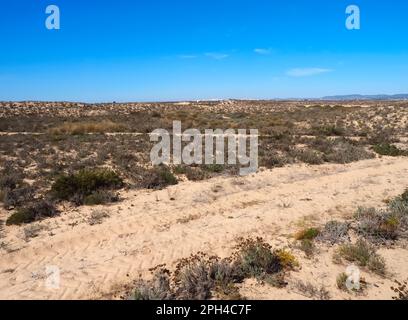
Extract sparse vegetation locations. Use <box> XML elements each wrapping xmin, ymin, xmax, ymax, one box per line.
<box><xmin>354</xmin><ymin>190</ymin><xmax>408</xmax><ymax>243</ymax></box>
<box><xmin>88</xmin><ymin>209</ymin><xmax>110</xmax><ymax>226</ymax></box>
<box><xmin>296</xmin><ymin>239</ymin><xmax>316</xmax><ymax>258</ymax></box>
<box><xmin>6</xmin><ymin>200</ymin><xmax>58</xmax><ymax>226</ymax></box>
<box><xmin>336</xmin><ymin>239</ymin><xmax>386</xmax><ymax>276</ymax></box>
<box><xmin>131</xmin><ymin>238</ymin><xmax>299</xmax><ymax>300</ymax></box>
<box><xmin>294</xmin><ymin>280</ymin><xmax>331</xmax><ymax>300</ymax></box>
<box><xmin>49</xmin><ymin>120</ymin><xmax>126</xmax><ymax>135</ymax></box>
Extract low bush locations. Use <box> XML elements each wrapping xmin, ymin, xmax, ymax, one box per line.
<box><xmin>143</xmin><ymin>167</ymin><xmax>178</xmax><ymax>189</ymax></box>
<box><xmin>6</xmin><ymin>200</ymin><xmax>58</xmax><ymax>226</ymax></box>
<box><xmin>373</xmin><ymin>143</ymin><xmax>406</xmax><ymax>157</ymax></box>
<box><xmin>131</xmin><ymin>238</ymin><xmax>299</xmax><ymax>300</ymax></box>
<box><xmin>51</xmin><ymin>169</ymin><xmax>123</xmax><ymax>204</ymax></box>
<box><xmin>295</xmin><ymin>227</ymin><xmax>320</xmax><ymax>241</ymax></box>
<box><xmin>355</xmin><ymin>207</ymin><xmax>401</xmax><ymax>243</ymax></box>
<box><xmin>83</xmin><ymin>190</ymin><xmax>119</xmax><ymax>206</ymax></box>
<box><xmin>336</xmin><ymin>239</ymin><xmax>386</xmax><ymax>276</ymax></box>
<box><xmin>234</xmin><ymin>238</ymin><xmax>282</xmax><ymax>279</ymax></box>
<box><xmin>317</xmin><ymin>221</ymin><xmax>350</xmax><ymax>244</ymax></box>
<box><xmin>324</xmin><ymin>141</ymin><xmax>375</xmax><ymax>164</ymax></box>
<box><xmin>294</xmin><ymin>149</ymin><xmax>324</xmax><ymax>165</ymax></box>
<box><xmin>296</xmin><ymin>239</ymin><xmax>316</xmax><ymax>258</ymax></box>
<box><xmin>88</xmin><ymin>209</ymin><xmax>110</xmax><ymax>225</ymax></box>
<box><xmin>2</xmin><ymin>186</ymin><xmax>35</xmax><ymax>210</ymax></box>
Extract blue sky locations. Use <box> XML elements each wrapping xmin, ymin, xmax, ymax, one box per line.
<box><xmin>0</xmin><ymin>0</ymin><xmax>407</xmax><ymax>102</ymax></box>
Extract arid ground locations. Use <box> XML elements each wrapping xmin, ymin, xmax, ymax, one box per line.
<box><xmin>0</xmin><ymin>100</ymin><xmax>407</xmax><ymax>300</ymax></box>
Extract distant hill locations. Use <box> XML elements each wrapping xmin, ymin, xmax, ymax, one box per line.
<box><xmin>321</xmin><ymin>94</ymin><xmax>408</xmax><ymax>101</ymax></box>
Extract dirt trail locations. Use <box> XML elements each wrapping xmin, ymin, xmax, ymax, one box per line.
<box><xmin>1</xmin><ymin>157</ymin><xmax>408</xmax><ymax>300</ymax></box>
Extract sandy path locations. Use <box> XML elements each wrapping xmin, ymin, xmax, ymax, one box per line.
<box><xmin>1</xmin><ymin>157</ymin><xmax>408</xmax><ymax>300</ymax></box>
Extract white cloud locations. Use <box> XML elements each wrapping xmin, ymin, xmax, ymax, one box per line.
<box><xmin>178</xmin><ymin>55</ymin><xmax>198</xmax><ymax>59</ymax></box>
<box><xmin>205</xmin><ymin>53</ymin><xmax>229</xmax><ymax>60</ymax></box>
<box><xmin>286</xmin><ymin>68</ymin><xmax>333</xmax><ymax>77</ymax></box>
<box><xmin>254</xmin><ymin>48</ymin><xmax>272</xmax><ymax>55</ymax></box>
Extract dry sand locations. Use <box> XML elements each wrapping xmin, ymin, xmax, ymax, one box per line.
<box><xmin>1</xmin><ymin>157</ymin><xmax>408</xmax><ymax>300</ymax></box>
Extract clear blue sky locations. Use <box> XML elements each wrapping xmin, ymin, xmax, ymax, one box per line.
<box><xmin>0</xmin><ymin>0</ymin><xmax>407</xmax><ymax>102</ymax></box>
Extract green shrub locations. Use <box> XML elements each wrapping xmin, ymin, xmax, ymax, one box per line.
<box><xmin>400</xmin><ymin>189</ymin><xmax>408</xmax><ymax>203</ymax></box>
<box><xmin>144</xmin><ymin>167</ymin><xmax>178</xmax><ymax>189</ymax></box>
<box><xmin>373</xmin><ymin>144</ymin><xmax>405</xmax><ymax>157</ymax></box>
<box><xmin>185</xmin><ymin>167</ymin><xmax>208</xmax><ymax>181</ymax></box>
<box><xmin>313</xmin><ymin>125</ymin><xmax>345</xmax><ymax>137</ymax></box>
<box><xmin>83</xmin><ymin>190</ymin><xmax>119</xmax><ymax>206</ymax></box>
<box><xmin>234</xmin><ymin>238</ymin><xmax>282</xmax><ymax>279</ymax></box>
<box><xmin>336</xmin><ymin>272</ymin><xmax>349</xmax><ymax>291</ymax></box>
<box><xmin>51</xmin><ymin>169</ymin><xmax>123</xmax><ymax>204</ymax></box>
<box><xmin>355</xmin><ymin>207</ymin><xmax>401</xmax><ymax>243</ymax></box>
<box><xmin>204</xmin><ymin>164</ymin><xmax>225</xmax><ymax>173</ymax></box>
<box><xmin>337</xmin><ymin>239</ymin><xmax>386</xmax><ymax>276</ymax></box>
<box><xmin>295</xmin><ymin>227</ymin><xmax>320</xmax><ymax>241</ymax></box>
<box><xmin>6</xmin><ymin>200</ymin><xmax>58</xmax><ymax>226</ymax></box>
<box><xmin>296</xmin><ymin>239</ymin><xmax>316</xmax><ymax>258</ymax></box>
<box><xmin>294</xmin><ymin>149</ymin><xmax>324</xmax><ymax>165</ymax></box>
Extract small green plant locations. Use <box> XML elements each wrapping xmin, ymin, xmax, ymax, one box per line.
<box><xmin>296</xmin><ymin>239</ymin><xmax>316</xmax><ymax>258</ymax></box>
<box><xmin>6</xmin><ymin>200</ymin><xmax>58</xmax><ymax>226</ymax></box>
<box><xmin>336</xmin><ymin>239</ymin><xmax>386</xmax><ymax>276</ymax></box>
<box><xmin>336</xmin><ymin>272</ymin><xmax>349</xmax><ymax>291</ymax></box>
<box><xmin>373</xmin><ymin>143</ymin><xmax>405</xmax><ymax>157</ymax></box>
<box><xmin>295</xmin><ymin>227</ymin><xmax>320</xmax><ymax>241</ymax></box>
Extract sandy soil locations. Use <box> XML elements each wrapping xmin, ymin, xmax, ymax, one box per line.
<box><xmin>1</xmin><ymin>157</ymin><xmax>408</xmax><ymax>300</ymax></box>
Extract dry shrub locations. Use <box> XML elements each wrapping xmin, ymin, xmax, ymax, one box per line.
<box><xmin>294</xmin><ymin>280</ymin><xmax>331</xmax><ymax>300</ymax></box>
<box><xmin>317</xmin><ymin>221</ymin><xmax>350</xmax><ymax>244</ymax></box>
